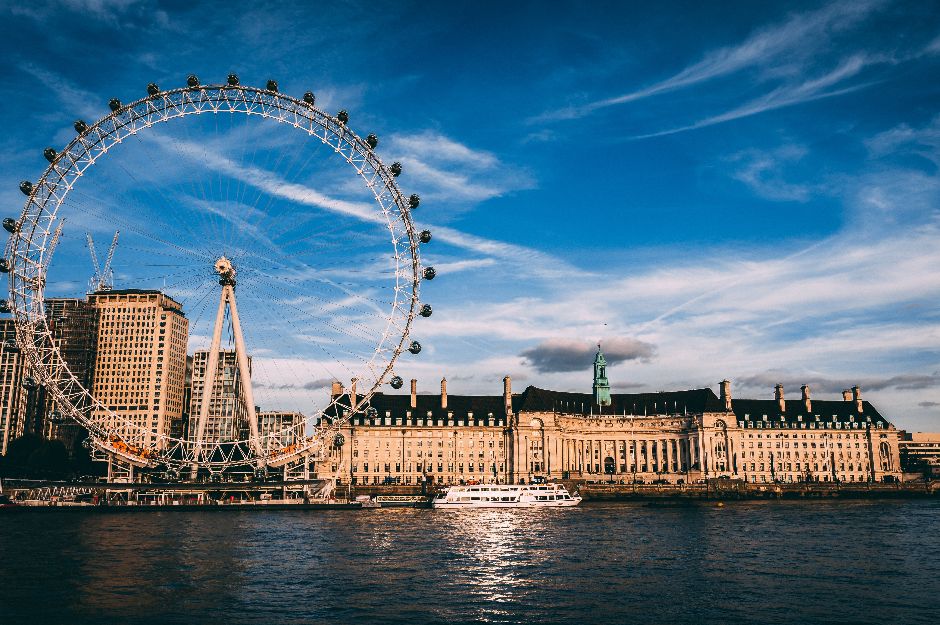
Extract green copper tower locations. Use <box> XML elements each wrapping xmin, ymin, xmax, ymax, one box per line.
<box><xmin>593</xmin><ymin>344</ymin><xmax>611</xmax><ymax>406</ymax></box>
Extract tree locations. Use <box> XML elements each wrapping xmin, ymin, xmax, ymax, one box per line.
<box><xmin>27</xmin><ymin>439</ymin><xmax>70</xmax><ymax>478</ymax></box>
<box><xmin>2</xmin><ymin>434</ymin><xmax>77</xmax><ymax>479</ymax></box>
<box><xmin>3</xmin><ymin>433</ymin><xmax>43</xmax><ymax>477</ymax></box>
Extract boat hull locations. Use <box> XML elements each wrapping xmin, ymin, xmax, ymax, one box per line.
<box><xmin>433</xmin><ymin>497</ymin><xmax>582</xmax><ymax>509</ymax></box>
<box><xmin>432</xmin><ymin>483</ymin><xmax>582</xmax><ymax>509</ymax></box>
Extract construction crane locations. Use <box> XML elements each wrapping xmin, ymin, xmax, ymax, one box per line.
<box><xmin>46</xmin><ymin>220</ymin><xmax>64</xmax><ymax>262</ymax></box>
<box><xmin>86</xmin><ymin>230</ymin><xmax>119</xmax><ymax>292</ymax></box>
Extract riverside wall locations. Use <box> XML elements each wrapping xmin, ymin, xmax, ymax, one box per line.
<box><xmin>349</xmin><ymin>480</ymin><xmax>940</xmax><ymax>501</ymax></box>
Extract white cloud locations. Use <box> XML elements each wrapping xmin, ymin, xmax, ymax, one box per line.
<box><xmin>151</xmin><ymin>131</ymin><xmax>580</xmax><ymax>281</ymax></box>
<box><xmin>408</xmin><ymin>119</ymin><xmax>940</xmax><ymax>429</ymax></box>
<box><xmin>11</xmin><ymin>0</ymin><xmax>168</xmax><ymax>30</ymax></box>
<box><xmin>729</xmin><ymin>144</ymin><xmax>812</xmax><ymax>202</ymax></box>
<box><xmin>534</xmin><ymin>0</ymin><xmax>885</xmax><ymax>122</ymax></box>
<box><xmin>384</xmin><ymin>130</ymin><xmax>534</xmax><ymax>205</ymax></box>
<box><xmin>866</xmin><ymin>114</ymin><xmax>940</xmax><ymax>167</ymax></box>
<box><xmin>634</xmin><ymin>53</ymin><xmax>879</xmax><ymax>139</ymax></box>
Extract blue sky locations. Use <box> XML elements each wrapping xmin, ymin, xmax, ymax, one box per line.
<box><xmin>2</xmin><ymin>0</ymin><xmax>940</xmax><ymax>429</ymax></box>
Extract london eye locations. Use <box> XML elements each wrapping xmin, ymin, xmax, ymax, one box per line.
<box><xmin>3</xmin><ymin>74</ymin><xmax>435</xmax><ymax>477</ymax></box>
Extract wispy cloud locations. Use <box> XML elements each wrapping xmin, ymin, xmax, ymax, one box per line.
<box><xmin>866</xmin><ymin>113</ymin><xmax>940</xmax><ymax>167</ymax></box>
<box><xmin>534</xmin><ymin>0</ymin><xmax>885</xmax><ymax>122</ymax></box>
<box><xmin>632</xmin><ymin>53</ymin><xmax>879</xmax><ymax>139</ymax></box>
<box><xmin>9</xmin><ymin>0</ymin><xmax>169</xmax><ymax>30</ymax></box>
<box><xmin>152</xmin><ymin>131</ymin><xmax>583</xmax><ymax>281</ymax></box>
<box><xmin>737</xmin><ymin>371</ymin><xmax>940</xmax><ymax>395</ymax></box>
<box><xmin>729</xmin><ymin>144</ymin><xmax>813</xmax><ymax>202</ymax></box>
<box><xmin>385</xmin><ymin>130</ymin><xmax>534</xmax><ymax>205</ymax></box>
<box><xmin>18</xmin><ymin>62</ymin><xmax>102</xmax><ymax>121</ymax></box>
<box><xmin>430</xmin><ymin>258</ymin><xmax>497</xmax><ymax>274</ymax></box>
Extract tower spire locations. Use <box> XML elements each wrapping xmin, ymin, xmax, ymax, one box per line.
<box><xmin>593</xmin><ymin>344</ymin><xmax>611</xmax><ymax>407</ymax></box>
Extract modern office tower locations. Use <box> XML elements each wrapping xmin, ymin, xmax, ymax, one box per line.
<box><xmin>897</xmin><ymin>431</ymin><xmax>940</xmax><ymax>477</ymax></box>
<box><xmin>0</xmin><ymin>319</ymin><xmax>28</xmax><ymax>455</ymax></box>
<box><xmin>41</xmin><ymin>298</ymin><xmax>99</xmax><ymax>453</ymax></box>
<box><xmin>87</xmin><ymin>289</ymin><xmax>188</xmax><ymax>449</ymax></box>
<box><xmin>258</xmin><ymin>410</ymin><xmax>305</xmax><ymax>452</ymax></box>
<box><xmin>187</xmin><ymin>350</ymin><xmax>251</xmax><ymax>444</ymax></box>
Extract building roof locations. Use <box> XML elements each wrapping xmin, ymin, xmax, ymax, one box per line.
<box><xmin>730</xmin><ymin>398</ymin><xmax>890</xmax><ymax>428</ymax></box>
<box><xmin>326</xmin><ymin>385</ymin><xmax>726</xmax><ymax>424</ymax></box>
<box><xmin>89</xmin><ymin>288</ymin><xmax>164</xmax><ymax>296</ymax></box>
<box><xmin>515</xmin><ymin>385</ymin><xmax>725</xmax><ymax>415</ymax></box>
<box><xmin>323</xmin><ymin>384</ymin><xmax>893</xmax><ymax>429</ymax></box>
<box><xmin>324</xmin><ymin>389</ymin><xmax>508</xmax><ymax>427</ymax></box>
<box><xmin>88</xmin><ymin>288</ymin><xmax>185</xmax><ymax>312</ymax></box>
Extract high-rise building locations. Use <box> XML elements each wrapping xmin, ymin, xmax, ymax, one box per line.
<box><xmin>172</xmin><ymin>354</ymin><xmax>193</xmax><ymax>440</ymax></box>
<box><xmin>258</xmin><ymin>410</ymin><xmax>305</xmax><ymax>452</ymax></box>
<box><xmin>87</xmin><ymin>289</ymin><xmax>188</xmax><ymax>449</ymax></box>
<box><xmin>187</xmin><ymin>349</ymin><xmax>251</xmax><ymax>444</ymax></box>
<box><xmin>41</xmin><ymin>298</ymin><xmax>99</xmax><ymax>454</ymax></box>
<box><xmin>897</xmin><ymin>431</ymin><xmax>940</xmax><ymax>477</ymax></box>
<box><xmin>0</xmin><ymin>319</ymin><xmax>28</xmax><ymax>455</ymax></box>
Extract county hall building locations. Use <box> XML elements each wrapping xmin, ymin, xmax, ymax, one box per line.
<box><xmin>317</xmin><ymin>348</ymin><xmax>903</xmax><ymax>486</ymax></box>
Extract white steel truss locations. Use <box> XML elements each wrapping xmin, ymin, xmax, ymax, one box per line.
<box><xmin>5</xmin><ymin>82</ymin><xmax>425</xmax><ymax>472</ymax></box>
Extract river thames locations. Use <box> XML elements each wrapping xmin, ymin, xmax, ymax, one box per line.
<box><xmin>1</xmin><ymin>500</ymin><xmax>938</xmax><ymax>624</ymax></box>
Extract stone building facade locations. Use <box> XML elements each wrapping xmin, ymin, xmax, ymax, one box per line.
<box><xmin>319</xmin><ymin>378</ymin><xmax>510</xmax><ymax>485</ymax></box>
<box><xmin>316</xmin><ymin>348</ymin><xmax>902</xmax><ymax>485</ymax></box>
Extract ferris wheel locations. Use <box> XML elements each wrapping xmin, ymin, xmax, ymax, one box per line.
<box><xmin>3</xmin><ymin>74</ymin><xmax>436</xmax><ymax>476</ymax></box>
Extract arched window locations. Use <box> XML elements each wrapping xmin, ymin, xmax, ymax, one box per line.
<box><xmin>879</xmin><ymin>441</ymin><xmax>891</xmax><ymax>470</ymax></box>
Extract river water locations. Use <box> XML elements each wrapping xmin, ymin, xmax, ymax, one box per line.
<box><xmin>1</xmin><ymin>500</ymin><xmax>938</xmax><ymax>624</ymax></box>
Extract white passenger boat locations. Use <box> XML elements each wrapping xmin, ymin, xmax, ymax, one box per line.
<box><xmin>432</xmin><ymin>483</ymin><xmax>581</xmax><ymax>509</ymax></box>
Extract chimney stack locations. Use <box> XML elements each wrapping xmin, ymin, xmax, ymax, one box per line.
<box><xmin>503</xmin><ymin>375</ymin><xmax>513</xmax><ymax>416</ymax></box>
<box><xmin>441</xmin><ymin>377</ymin><xmax>448</xmax><ymax>409</ymax></box>
<box><xmin>331</xmin><ymin>380</ymin><xmax>342</xmax><ymax>398</ymax></box>
<box><xmin>852</xmin><ymin>385</ymin><xmax>862</xmax><ymax>413</ymax></box>
<box><xmin>842</xmin><ymin>389</ymin><xmax>852</xmax><ymax>402</ymax></box>
<box><xmin>719</xmin><ymin>379</ymin><xmax>732</xmax><ymax>411</ymax></box>
<box><xmin>350</xmin><ymin>377</ymin><xmax>358</xmax><ymax>411</ymax></box>
<box><xmin>775</xmin><ymin>384</ymin><xmax>785</xmax><ymax>412</ymax></box>
<box><xmin>801</xmin><ymin>384</ymin><xmax>811</xmax><ymax>413</ymax></box>
<box><xmin>410</xmin><ymin>379</ymin><xmax>417</xmax><ymax>408</ymax></box>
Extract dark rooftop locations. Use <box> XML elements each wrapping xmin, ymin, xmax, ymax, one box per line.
<box><xmin>322</xmin><ymin>384</ymin><xmax>892</xmax><ymax>430</ymax></box>
<box><xmin>325</xmin><ymin>385</ymin><xmax>726</xmax><ymax>425</ymax></box>
<box><xmin>515</xmin><ymin>386</ymin><xmax>725</xmax><ymax>415</ymax></box>
<box><xmin>730</xmin><ymin>398</ymin><xmax>890</xmax><ymax>428</ymax></box>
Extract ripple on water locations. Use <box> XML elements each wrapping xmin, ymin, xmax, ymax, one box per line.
<box><xmin>1</xmin><ymin>501</ymin><xmax>940</xmax><ymax>624</ymax></box>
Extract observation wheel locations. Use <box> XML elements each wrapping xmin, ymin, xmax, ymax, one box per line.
<box><xmin>4</xmin><ymin>75</ymin><xmax>437</xmax><ymax>476</ymax></box>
